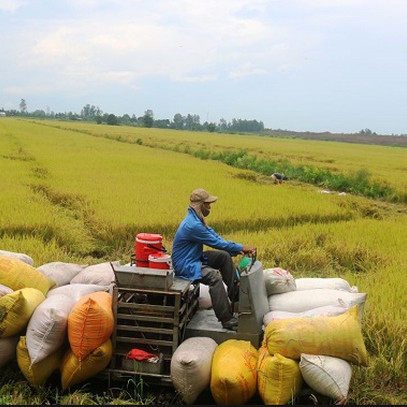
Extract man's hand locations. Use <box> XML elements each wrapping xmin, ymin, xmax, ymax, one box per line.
<box><xmin>241</xmin><ymin>245</ymin><xmax>256</xmax><ymax>256</ymax></box>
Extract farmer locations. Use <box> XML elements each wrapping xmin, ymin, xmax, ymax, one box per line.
<box><xmin>271</xmin><ymin>172</ymin><xmax>288</xmax><ymax>184</ymax></box>
<box><xmin>171</xmin><ymin>188</ymin><xmax>256</xmax><ymax>331</ymax></box>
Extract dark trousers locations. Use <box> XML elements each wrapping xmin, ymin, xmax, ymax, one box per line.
<box><xmin>200</xmin><ymin>250</ymin><xmax>236</xmax><ymax>323</ymax></box>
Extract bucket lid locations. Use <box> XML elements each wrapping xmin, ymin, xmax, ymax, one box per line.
<box><xmin>149</xmin><ymin>252</ymin><xmax>171</xmax><ymax>262</ymax></box>
<box><xmin>136</xmin><ymin>233</ymin><xmax>163</xmax><ymax>243</ymax></box>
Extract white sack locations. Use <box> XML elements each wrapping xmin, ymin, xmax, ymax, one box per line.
<box><xmin>47</xmin><ymin>283</ymin><xmax>112</xmax><ymax>302</ymax></box>
<box><xmin>0</xmin><ymin>283</ymin><xmax>13</xmax><ymax>297</ymax></box>
<box><xmin>0</xmin><ymin>250</ymin><xmax>34</xmax><ymax>266</ymax></box>
<box><xmin>26</xmin><ymin>294</ymin><xmax>76</xmax><ymax>364</ymax></box>
<box><xmin>0</xmin><ymin>336</ymin><xmax>19</xmax><ymax>368</ymax></box>
<box><xmin>268</xmin><ymin>289</ymin><xmax>367</xmax><ymax>321</ymax></box>
<box><xmin>198</xmin><ymin>282</ymin><xmax>228</xmax><ymax>309</ymax></box>
<box><xmin>198</xmin><ymin>284</ymin><xmax>212</xmax><ymax>309</ymax></box>
<box><xmin>295</xmin><ymin>277</ymin><xmax>358</xmax><ymax>293</ymax></box>
<box><xmin>70</xmin><ymin>261</ymin><xmax>119</xmax><ymax>286</ymax></box>
<box><xmin>263</xmin><ymin>304</ymin><xmax>351</xmax><ymax>327</ymax></box>
<box><xmin>299</xmin><ymin>353</ymin><xmax>352</xmax><ymax>404</ymax></box>
<box><xmin>171</xmin><ymin>337</ymin><xmax>218</xmax><ymax>404</ymax></box>
<box><xmin>37</xmin><ymin>262</ymin><xmax>86</xmax><ymax>287</ymax></box>
<box><xmin>263</xmin><ymin>267</ymin><xmax>296</xmax><ymax>295</ymax></box>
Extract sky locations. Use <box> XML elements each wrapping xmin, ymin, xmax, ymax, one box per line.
<box><xmin>1</xmin><ymin>0</ymin><xmax>406</xmax><ymax>135</ymax></box>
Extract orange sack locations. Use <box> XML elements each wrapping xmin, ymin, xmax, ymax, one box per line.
<box><xmin>67</xmin><ymin>291</ymin><xmax>114</xmax><ymax>361</ymax></box>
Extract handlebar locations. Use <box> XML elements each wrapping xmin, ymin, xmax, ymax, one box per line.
<box><xmin>249</xmin><ymin>249</ymin><xmax>257</xmax><ymax>264</ymax></box>
<box><xmin>237</xmin><ymin>250</ymin><xmax>257</xmax><ymax>275</ymax></box>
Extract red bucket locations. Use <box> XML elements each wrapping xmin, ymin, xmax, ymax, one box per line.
<box><xmin>148</xmin><ymin>252</ymin><xmax>172</xmax><ymax>270</ymax></box>
<box><xmin>135</xmin><ymin>233</ymin><xmax>164</xmax><ymax>267</ymax></box>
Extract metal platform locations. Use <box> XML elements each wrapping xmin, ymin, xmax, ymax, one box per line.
<box><xmin>184</xmin><ymin>308</ymin><xmax>264</xmax><ymax>347</ymax></box>
<box><xmin>184</xmin><ymin>260</ymin><xmax>268</xmax><ymax>348</ymax></box>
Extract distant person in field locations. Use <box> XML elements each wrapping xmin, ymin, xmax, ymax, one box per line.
<box><xmin>271</xmin><ymin>172</ymin><xmax>288</xmax><ymax>184</ymax></box>
<box><xmin>171</xmin><ymin>188</ymin><xmax>256</xmax><ymax>331</ymax></box>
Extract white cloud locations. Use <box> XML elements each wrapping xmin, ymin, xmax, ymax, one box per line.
<box><xmin>4</xmin><ymin>0</ymin><xmax>322</xmax><ymax>91</ymax></box>
<box><xmin>5</xmin><ymin>84</ymin><xmax>53</xmax><ymax>95</ymax></box>
<box><xmin>229</xmin><ymin>64</ymin><xmax>267</xmax><ymax>80</ymax></box>
<box><xmin>1</xmin><ymin>0</ymin><xmax>406</xmax><ymax>133</ymax></box>
<box><xmin>30</xmin><ymin>27</ymin><xmax>79</xmax><ymax>61</ymax></box>
<box><xmin>173</xmin><ymin>74</ymin><xmax>217</xmax><ymax>83</ymax></box>
<box><xmin>15</xmin><ymin>5</ymin><xmax>291</xmax><ymax>87</ymax></box>
<box><xmin>0</xmin><ymin>0</ymin><xmax>25</xmax><ymax>12</ymax></box>
<box><xmin>0</xmin><ymin>0</ymin><xmax>369</xmax><ymax>91</ymax></box>
<box><xmin>299</xmin><ymin>0</ymin><xmax>407</xmax><ymax>8</ymax></box>
<box><xmin>97</xmin><ymin>70</ymin><xmax>139</xmax><ymax>84</ymax></box>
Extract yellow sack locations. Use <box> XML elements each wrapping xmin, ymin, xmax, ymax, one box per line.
<box><xmin>210</xmin><ymin>339</ymin><xmax>258</xmax><ymax>405</ymax></box>
<box><xmin>264</xmin><ymin>305</ymin><xmax>368</xmax><ymax>366</ymax></box>
<box><xmin>61</xmin><ymin>338</ymin><xmax>113</xmax><ymax>391</ymax></box>
<box><xmin>257</xmin><ymin>347</ymin><xmax>303</xmax><ymax>405</ymax></box>
<box><xmin>17</xmin><ymin>336</ymin><xmax>64</xmax><ymax>387</ymax></box>
<box><xmin>68</xmin><ymin>291</ymin><xmax>114</xmax><ymax>361</ymax></box>
<box><xmin>0</xmin><ymin>255</ymin><xmax>55</xmax><ymax>295</ymax></box>
<box><xmin>0</xmin><ymin>288</ymin><xmax>45</xmax><ymax>338</ymax></box>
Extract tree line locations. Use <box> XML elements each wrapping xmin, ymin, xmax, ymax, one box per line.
<box><xmin>0</xmin><ymin>99</ymin><xmax>265</xmax><ymax>133</ymax></box>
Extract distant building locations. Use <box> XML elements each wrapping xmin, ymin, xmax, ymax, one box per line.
<box><xmin>0</xmin><ymin>112</ymin><xmax>6</xmax><ymax>117</ymax></box>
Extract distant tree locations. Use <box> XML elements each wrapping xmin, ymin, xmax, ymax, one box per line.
<box><xmin>227</xmin><ymin>118</ymin><xmax>264</xmax><ymax>132</ymax></box>
<box><xmin>185</xmin><ymin>114</ymin><xmax>201</xmax><ymax>131</ymax></box>
<box><xmin>81</xmin><ymin>104</ymin><xmax>102</xmax><ymax>122</ymax></box>
<box><xmin>359</xmin><ymin>128</ymin><xmax>377</xmax><ymax>135</ymax></box>
<box><xmin>32</xmin><ymin>109</ymin><xmax>46</xmax><ymax>118</ymax></box>
<box><xmin>130</xmin><ymin>114</ymin><xmax>138</xmax><ymax>125</ymax></box>
<box><xmin>6</xmin><ymin>109</ymin><xmax>18</xmax><ymax>116</ymax></box>
<box><xmin>107</xmin><ymin>113</ymin><xmax>118</xmax><ymax>125</ymax></box>
<box><xmin>206</xmin><ymin>122</ymin><xmax>217</xmax><ymax>132</ymax></box>
<box><xmin>120</xmin><ymin>114</ymin><xmax>132</xmax><ymax>125</ymax></box>
<box><xmin>153</xmin><ymin>119</ymin><xmax>171</xmax><ymax>129</ymax></box>
<box><xmin>81</xmin><ymin>104</ymin><xmax>91</xmax><ymax>119</ymax></box>
<box><xmin>172</xmin><ymin>113</ymin><xmax>185</xmax><ymax>130</ymax></box>
<box><xmin>142</xmin><ymin>109</ymin><xmax>154</xmax><ymax>128</ymax></box>
<box><xmin>67</xmin><ymin>111</ymin><xmax>80</xmax><ymax>121</ymax></box>
<box><xmin>219</xmin><ymin>118</ymin><xmax>228</xmax><ymax>132</ymax></box>
<box><xmin>19</xmin><ymin>99</ymin><xmax>27</xmax><ymax>115</ymax></box>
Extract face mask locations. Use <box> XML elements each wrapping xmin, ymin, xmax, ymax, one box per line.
<box><xmin>201</xmin><ymin>204</ymin><xmax>210</xmax><ymax>217</ymax></box>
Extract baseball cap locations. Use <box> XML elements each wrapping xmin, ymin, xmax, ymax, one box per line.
<box><xmin>190</xmin><ymin>188</ymin><xmax>218</xmax><ymax>203</ymax></box>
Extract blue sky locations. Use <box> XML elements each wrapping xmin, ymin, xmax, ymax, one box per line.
<box><xmin>1</xmin><ymin>0</ymin><xmax>406</xmax><ymax>134</ymax></box>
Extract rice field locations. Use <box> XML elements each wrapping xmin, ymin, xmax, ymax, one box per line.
<box><xmin>0</xmin><ymin>117</ymin><xmax>406</xmax><ymax>405</ymax></box>
<box><xmin>34</xmin><ymin>119</ymin><xmax>407</xmax><ymax>194</ymax></box>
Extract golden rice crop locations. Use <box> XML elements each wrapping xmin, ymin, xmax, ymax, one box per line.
<box><xmin>39</xmin><ymin>119</ymin><xmax>407</xmax><ymax>193</ymax></box>
<box><xmin>0</xmin><ymin>117</ymin><xmax>406</xmax><ymax>404</ymax></box>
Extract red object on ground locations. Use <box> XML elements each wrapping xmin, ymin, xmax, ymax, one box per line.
<box><xmin>125</xmin><ymin>348</ymin><xmax>159</xmax><ymax>362</ymax></box>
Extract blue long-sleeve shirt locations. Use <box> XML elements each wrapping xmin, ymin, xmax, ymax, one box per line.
<box><xmin>171</xmin><ymin>207</ymin><xmax>243</xmax><ymax>281</ymax></box>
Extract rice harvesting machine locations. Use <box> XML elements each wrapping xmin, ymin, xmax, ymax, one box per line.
<box><xmin>105</xmin><ymin>232</ymin><xmax>269</xmax><ymax>385</ymax></box>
